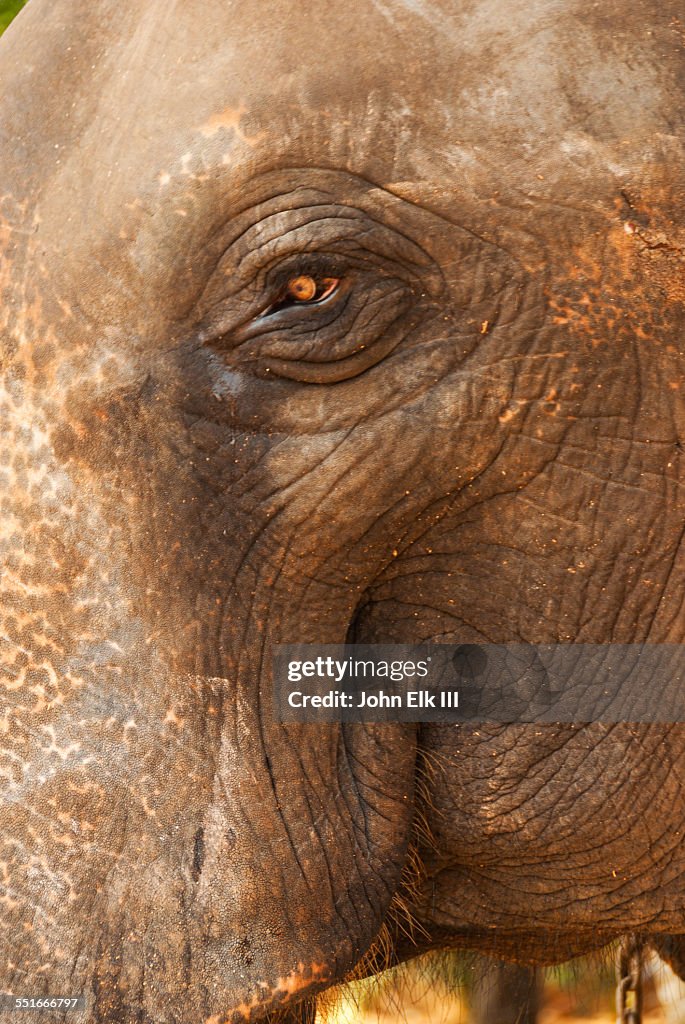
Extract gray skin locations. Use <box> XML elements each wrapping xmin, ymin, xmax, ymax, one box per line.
<box><xmin>1</xmin><ymin>0</ymin><xmax>685</xmax><ymax>1021</ymax></box>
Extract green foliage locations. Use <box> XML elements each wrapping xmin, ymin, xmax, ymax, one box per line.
<box><xmin>0</xmin><ymin>0</ymin><xmax>28</xmax><ymax>35</ymax></box>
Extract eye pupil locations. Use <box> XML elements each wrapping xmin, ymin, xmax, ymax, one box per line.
<box><xmin>288</xmin><ymin>275</ymin><xmax>318</xmax><ymax>302</ymax></box>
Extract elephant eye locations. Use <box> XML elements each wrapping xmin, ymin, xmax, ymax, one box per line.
<box><xmin>285</xmin><ymin>274</ymin><xmax>339</xmax><ymax>304</ymax></box>
<box><xmin>262</xmin><ymin>274</ymin><xmax>340</xmax><ymax>316</ymax></box>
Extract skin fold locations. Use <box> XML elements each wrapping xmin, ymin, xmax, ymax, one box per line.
<box><xmin>0</xmin><ymin>0</ymin><xmax>684</xmax><ymax>1021</ymax></box>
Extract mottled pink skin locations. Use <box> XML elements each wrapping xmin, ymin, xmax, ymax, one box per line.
<box><xmin>1</xmin><ymin>0</ymin><xmax>685</xmax><ymax>1021</ymax></box>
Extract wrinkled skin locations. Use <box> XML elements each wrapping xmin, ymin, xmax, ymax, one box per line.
<box><xmin>1</xmin><ymin>0</ymin><xmax>685</xmax><ymax>1021</ymax></box>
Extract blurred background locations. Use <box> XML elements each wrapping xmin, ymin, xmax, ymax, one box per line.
<box><xmin>322</xmin><ymin>953</ymin><xmax>684</xmax><ymax>1024</ymax></box>
<box><xmin>0</xmin><ymin>0</ymin><xmax>25</xmax><ymax>34</ymax></box>
<box><xmin>1</xmin><ymin>1</ymin><xmax>684</xmax><ymax>1021</ymax></box>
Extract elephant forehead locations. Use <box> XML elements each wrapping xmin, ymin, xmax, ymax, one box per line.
<box><xmin>3</xmin><ymin>0</ymin><xmax>682</xmax><ymax>231</ymax></box>
<box><xmin>76</xmin><ymin>0</ymin><xmax>676</xmax><ymax>139</ymax></box>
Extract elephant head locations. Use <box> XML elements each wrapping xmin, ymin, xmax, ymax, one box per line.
<box><xmin>1</xmin><ymin>0</ymin><xmax>685</xmax><ymax>1021</ymax></box>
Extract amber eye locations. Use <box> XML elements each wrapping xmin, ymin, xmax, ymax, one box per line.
<box><xmin>285</xmin><ymin>275</ymin><xmax>339</xmax><ymax>304</ymax></box>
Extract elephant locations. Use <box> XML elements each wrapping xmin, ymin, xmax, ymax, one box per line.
<box><xmin>1</xmin><ymin>0</ymin><xmax>685</xmax><ymax>1021</ymax></box>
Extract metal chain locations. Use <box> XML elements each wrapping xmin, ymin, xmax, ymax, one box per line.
<box><xmin>616</xmin><ymin>933</ymin><xmax>644</xmax><ymax>1024</ymax></box>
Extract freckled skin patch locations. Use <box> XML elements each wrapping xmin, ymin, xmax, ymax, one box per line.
<box><xmin>1</xmin><ymin>0</ymin><xmax>685</xmax><ymax>1020</ymax></box>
